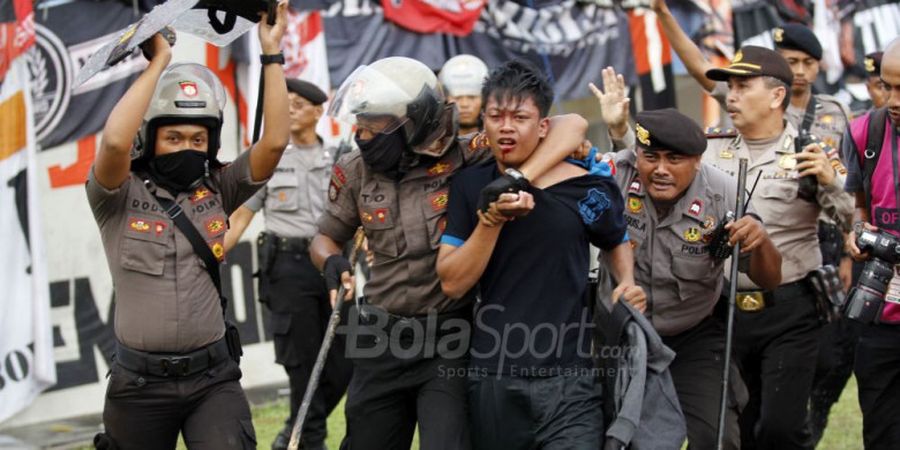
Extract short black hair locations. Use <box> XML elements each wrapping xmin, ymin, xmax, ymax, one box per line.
<box><xmin>481</xmin><ymin>59</ymin><xmax>554</xmax><ymax>117</ymax></box>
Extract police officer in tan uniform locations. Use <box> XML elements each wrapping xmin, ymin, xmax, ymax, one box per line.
<box><xmin>224</xmin><ymin>79</ymin><xmax>351</xmax><ymax>450</ymax></box>
<box><xmin>594</xmin><ymin>76</ymin><xmax>783</xmax><ymax>446</ymax></box>
<box><xmin>702</xmin><ymin>47</ymin><xmax>851</xmax><ymax>450</ymax></box>
<box><xmin>310</xmin><ymin>57</ymin><xmax>588</xmax><ymax>450</ymax></box>
<box><xmin>85</xmin><ymin>6</ymin><xmax>289</xmax><ymax>449</ymax></box>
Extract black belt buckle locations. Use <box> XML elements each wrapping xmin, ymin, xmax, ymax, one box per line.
<box><xmin>160</xmin><ymin>356</ymin><xmax>191</xmax><ymax>377</ymax></box>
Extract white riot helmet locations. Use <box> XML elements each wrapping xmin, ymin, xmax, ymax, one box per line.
<box><xmin>439</xmin><ymin>54</ymin><xmax>489</xmax><ymax>97</ymax></box>
<box><xmin>329</xmin><ymin>57</ymin><xmax>450</xmax><ymax>157</ymax></box>
<box><xmin>135</xmin><ymin>63</ymin><xmax>227</xmax><ymax>164</ymax></box>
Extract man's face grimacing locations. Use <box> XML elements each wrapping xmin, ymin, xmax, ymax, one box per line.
<box><xmin>725</xmin><ymin>76</ymin><xmax>786</xmax><ymax>130</ymax></box>
<box><xmin>482</xmin><ymin>95</ymin><xmax>548</xmax><ymax>168</ymax></box>
<box><xmin>155</xmin><ymin>124</ymin><xmax>209</xmax><ymax>156</ymax></box>
<box><xmin>780</xmin><ymin>48</ymin><xmax>819</xmax><ymax>96</ymax></box>
<box><xmin>448</xmin><ymin>94</ymin><xmax>482</xmax><ymax>129</ymax></box>
<box><xmin>636</xmin><ymin>148</ymin><xmax>701</xmax><ymax>204</ymax></box>
<box><xmin>288</xmin><ymin>92</ymin><xmax>322</xmax><ymax>134</ymax></box>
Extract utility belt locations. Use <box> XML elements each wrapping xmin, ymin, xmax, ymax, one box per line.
<box><xmin>735</xmin><ymin>277</ymin><xmax>813</xmax><ymax>313</ymax></box>
<box><xmin>114</xmin><ymin>338</ymin><xmax>231</xmax><ymax>378</ymax></box>
<box><xmin>356</xmin><ymin>297</ymin><xmax>472</xmax><ymax>332</ymax></box>
<box><xmin>258</xmin><ymin>231</ymin><xmax>312</xmax><ymax>255</ymax></box>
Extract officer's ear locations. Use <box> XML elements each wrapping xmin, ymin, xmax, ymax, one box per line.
<box><xmin>314</xmin><ymin>105</ymin><xmax>324</xmax><ymax>121</ymax></box>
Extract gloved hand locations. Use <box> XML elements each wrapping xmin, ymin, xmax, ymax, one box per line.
<box><xmin>323</xmin><ymin>254</ymin><xmax>352</xmax><ymax>291</ymax></box>
<box><xmin>477</xmin><ymin>172</ymin><xmax>530</xmax><ymax>213</ymax></box>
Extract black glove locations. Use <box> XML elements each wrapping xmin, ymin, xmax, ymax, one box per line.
<box><xmin>603</xmin><ymin>437</ymin><xmax>626</xmax><ymax>450</ymax></box>
<box><xmin>477</xmin><ymin>172</ymin><xmax>530</xmax><ymax>213</ymax></box>
<box><xmin>324</xmin><ymin>254</ymin><xmax>352</xmax><ymax>291</ymax></box>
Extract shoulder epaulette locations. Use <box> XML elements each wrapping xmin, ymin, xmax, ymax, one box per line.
<box><xmin>705</xmin><ymin>127</ymin><xmax>738</xmax><ymax>138</ymax></box>
<box><xmin>468</xmin><ymin>131</ymin><xmax>490</xmax><ymax>152</ymax></box>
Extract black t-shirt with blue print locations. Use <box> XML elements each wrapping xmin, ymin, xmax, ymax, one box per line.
<box><xmin>441</xmin><ymin>160</ymin><xmax>628</xmax><ymax>376</ymax></box>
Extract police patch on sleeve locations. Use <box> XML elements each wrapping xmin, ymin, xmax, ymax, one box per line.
<box><xmin>329</xmin><ymin>166</ymin><xmax>347</xmax><ymax>202</ymax></box>
<box><xmin>578</xmin><ymin>188</ymin><xmax>610</xmax><ymax>224</ymax></box>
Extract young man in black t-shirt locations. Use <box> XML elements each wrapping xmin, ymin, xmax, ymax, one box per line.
<box><xmin>436</xmin><ymin>60</ymin><xmax>641</xmax><ymax>449</ymax></box>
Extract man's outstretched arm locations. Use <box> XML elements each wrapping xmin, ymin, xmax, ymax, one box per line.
<box><xmin>652</xmin><ymin>0</ymin><xmax>717</xmax><ymax>92</ymax></box>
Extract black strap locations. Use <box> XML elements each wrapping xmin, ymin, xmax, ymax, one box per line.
<box><xmin>861</xmin><ymin>108</ymin><xmax>889</xmax><ymax>217</ymax></box>
<box><xmin>800</xmin><ymin>95</ymin><xmax>818</xmax><ymax>136</ymax></box>
<box><xmin>153</xmin><ymin>193</ymin><xmax>227</xmax><ymax>316</ymax></box>
<box><xmin>891</xmin><ymin>127</ymin><xmax>900</xmax><ymax>223</ymax></box>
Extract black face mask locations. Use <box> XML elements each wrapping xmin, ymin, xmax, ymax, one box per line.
<box><xmin>356</xmin><ymin>129</ymin><xmax>408</xmax><ymax>177</ymax></box>
<box><xmin>148</xmin><ymin>150</ymin><xmax>208</xmax><ymax>192</ymax></box>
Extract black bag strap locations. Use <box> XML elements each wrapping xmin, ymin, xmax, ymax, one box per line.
<box><xmin>153</xmin><ymin>193</ymin><xmax>228</xmax><ymax>317</ymax></box>
<box><xmin>800</xmin><ymin>95</ymin><xmax>818</xmax><ymax>135</ymax></box>
<box><xmin>861</xmin><ymin>108</ymin><xmax>889</xmax><ymax>216</ymax></box>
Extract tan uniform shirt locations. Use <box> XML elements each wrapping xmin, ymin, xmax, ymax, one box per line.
<box><xmin>86</xmin><ymin>150</ymin><xmax>266</xmax><ymax>352</ymax></box>
<box><xmin>704</xmin><ymin>121</ymin><xmax>852</xmax><ymax>289</ymax></box>
<box><xmin>609</xmin><ymin>148</ymin><xmax>745</xmax><ymax>336</ymax></box>
<box><xmin>785</xmin><ymin>94</ymin><xmax>851</xmax><ymax>151</ymax></box>
<box><xmin>710</xmin><ymin>83</ymin><xmax>854</xmax><ymax>230</ymax></box>
<box><xmin>317</xmin><ymin>139</ymin><xmax>491</xmax><ymax>316</ymax></box>
<box><xmin>244</xmin><ymin>141</ymin><xmax>334</xmax><ymax>239</ymax></box>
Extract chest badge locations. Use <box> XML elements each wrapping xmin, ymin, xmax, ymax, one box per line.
<box><xmin>190</xmin><ymin>187</ymin><xmax>211</xmax><ymax>203</ymax></box>
<box><xmin>719</xmin><ymin>149</ymin><xmax>734</xmax><ymax>159</ymax></box>
<box><xmin>627</xmin><ymin>179</ymin><xmax>642</xmax><ymax>194</ymax></box>
<box><xmin>684</xmin><ymin>227</ymin><xmax>702</xmax><ymax>242</ymax></box>
<box><xmin>427</xmin><ymin>162</ymin><xmax>452</xmax><ymax>177</ymax></box>
<box><xmin>702</xmin><ymin>215</ymin><xmax>717</xmax><ymax>230</ymax></box>
<box><xmin>687</xmin><ymin>199</ymin><xmax>703</xmax><ymax>217</ymax></box>
<box><xmin>627</xmin><ymin>197</ymin><xmax>643</xmax><ymax>214</ymax></box>
<box><xmin>778</xmin><ymin>154</ymin><xmax>797</xmax><ymax>170</ymax></box>
<box><xmin>429</xmin><ymin>191</ymin><xmax>449</xmax><ymax>212</ymax></box>
<box><xmin>129</xmin><ymin>218</ymin><xmax>150</xmax><ymax>232</ymax></box>
<box><xmin>211</xmin><ymin>242</ymin><xmax>225</xmax><ymax>261</ymax></box>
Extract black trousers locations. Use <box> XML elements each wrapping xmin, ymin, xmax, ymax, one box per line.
<box><xmin>854</xmin><ymin>324</ymin><xmax>900</xmax><ymax>449</ymax></box>
<box><xmin>266</xmin><ymin>249</ymin><xmax>353</xmax><ymax>446</ymax></box>
<box><xmin>467</xmin><ymin>374</ymin><xmax>603</xmax><ymax>450</ymax></box>
<box><xmin>733</xmin><ymin>281</ymin><xmax>822</xmax><ymax>450</ymax></box>
<box><xmin>102</xmin><ymin>357</ymin><xmax>255</xmax><ymax>449</ymax></box>
<box><xmin>663</xmin><ymin>316</ymin><xmax>745</xmax><ymax>450</ymax></box>
<box><xmin>339</xmin><ymin>308</ymin><xmax>472</xmax><ymax>450</ymax></box>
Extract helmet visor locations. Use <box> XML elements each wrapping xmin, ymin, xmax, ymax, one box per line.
<box><xmin>328</xmin><ymin>64</ymin><xmax>416</xmax><ymax>135</ymax></box>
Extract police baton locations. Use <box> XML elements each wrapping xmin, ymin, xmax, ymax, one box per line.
<box><xmin>288</xmin><ymin>228</ymin><xmax>366</xmax><ymax>450</ymax></box>
<box><xmin>716</xmin><ymin>158</ymin><xmax>748</xmax><ymax>450</ymax></box>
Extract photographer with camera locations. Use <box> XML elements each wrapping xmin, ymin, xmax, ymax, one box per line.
<box><xmin>845</xmin><ymin>38</ymin><xmax>900</xmax><ymax>450</ymax></box>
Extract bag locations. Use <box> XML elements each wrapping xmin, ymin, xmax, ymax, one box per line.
<box><xmin>808</xmin><ymin>266</ymin><xmax>846</xmax><ymax>323</ymax></box>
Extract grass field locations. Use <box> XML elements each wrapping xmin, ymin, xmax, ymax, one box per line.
<box><xmin>247</xmin><ymin>379</ymin><xmax>863</xmax><ymax>450</ymax></box>
<box><xmin>86</xmin><ymin>377</ymin><xmax>863</xmax><ymax>450</ymax></box>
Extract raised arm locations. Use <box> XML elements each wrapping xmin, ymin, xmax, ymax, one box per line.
<box><xmin>224</xmin><ymin>206</ymin><xmax>256</xmax><ymax>253</ymax></box>
<box><xmin>652</xmin><ymin>0</ymin><xmax>717</xmax><ymax>92</ymax></box>
<box><xmin>247</xmin><ymin>1</ymin><xmax>291</xmax><ymax>182</ymax></box>
<box><xmin>95</xmin><ymin>34</ymin><xmax>172</xmax><ymax>189</ymax></box>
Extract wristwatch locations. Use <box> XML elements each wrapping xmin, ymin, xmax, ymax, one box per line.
<box><xmin>504</xmin><ymin>167</ymin><xmax>526</xmax><ymax>181</ymax></box>
<box><xmin>260</xmin><ymin>52</ymin><xmax>285</xmax><ymax>65</ymax></box>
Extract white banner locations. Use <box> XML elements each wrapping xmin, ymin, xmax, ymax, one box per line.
<box><xmin>0</xmin><ymin>57</ymin><xmax>56</xmax><ymax>425</ymax></box>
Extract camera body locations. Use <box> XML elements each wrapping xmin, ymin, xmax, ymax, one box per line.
<box><xmin>845</xmin><ymin>229</ymin><xmax>900</xmax><ymax>323</ymax></box>
<box><xmin>794</xmin><ymin>131</ymin><xmax>818</xmax><ymax>201</ymax></box>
